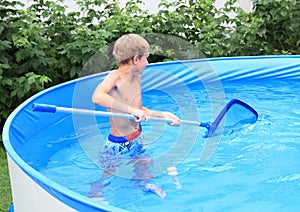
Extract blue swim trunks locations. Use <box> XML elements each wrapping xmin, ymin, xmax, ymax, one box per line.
<box><xmin>99</xmin><ymin>125</ymin><xmax>147</xmax><ymax>168</ymax></box>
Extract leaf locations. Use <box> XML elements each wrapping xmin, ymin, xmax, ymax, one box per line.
<box><xmin>0</xmin><ymin>63</ymin><xmax>11</xmax><ymax>70</ymax></box>
<box><xmin>15</xmin><ymin>50</ymin><xmax>29</xmax><ymax>63</ymax></box>
<box><xmin>2</xmin><ymin>78</ymin><xmax>13</xmax><ymax>86</ymax></box>
<box><xmin>70</xmin><ymin>68</ymin><xmax>77</xmax><ymax>78</ymax></box>
<box><xmin>27</xmin><ymin>75</ymin><xmax>37</xmax><ymax>85</ymax></box>
<box><xmin>10</xmin><ymin>89</ymin><xmax>17</xmax><ymax>98</ymax></box>
<box><xmin>24</xmin><ymin>83</ymin><xmax>31</xmax><ymax>93</ymax></box>
<box><xmin>280</xmin><ymin>10</ymin><xmax>288</xmax><ymax>17</ymax></box>
<box><xmin>0</xmin><ymin>40</ymin><xmax>12</xmax><ymax>50</ymax></box>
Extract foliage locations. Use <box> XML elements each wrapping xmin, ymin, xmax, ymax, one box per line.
<box><xmin>0</xmin><ymin>144</ymin><xmax>12</xmax><ymax>212</ymax></box>
<box><xmin>223</xmin><ymin>0</ymin><xmax>300</xmax><ymax>55</ymax></box>
<box><xmin>0</xmin><ymin>0</ymin><xmax>299</xmax><ymax>141</ymax></box>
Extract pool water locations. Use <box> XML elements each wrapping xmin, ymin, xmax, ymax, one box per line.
<box><xmin>34</xmin><ymin>79</ymin><xmax>300</xmax><ymax>211</ymax></box>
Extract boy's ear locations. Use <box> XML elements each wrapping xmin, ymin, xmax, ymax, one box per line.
<box><xmin>132</xmin><ymin>55</ymin><xmax>139</xmax><ymax>64</ymax></box>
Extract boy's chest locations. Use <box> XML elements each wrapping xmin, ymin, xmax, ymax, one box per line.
<box><xmin>112</xmin><ymin>80</ymin><xmax>142</xmax><ymax>106</ymax></box>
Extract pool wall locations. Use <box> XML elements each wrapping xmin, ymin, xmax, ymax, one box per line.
<box><xmin>3</xmin><ymin>55</ymin><xmax>300</xmax><ymax>211</ymax></box>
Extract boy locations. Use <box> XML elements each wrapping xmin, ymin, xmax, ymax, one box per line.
<box><xmin>88</xmin><ymin>34</ymin><xmax>180</xmax><ymax>201</ymax></box>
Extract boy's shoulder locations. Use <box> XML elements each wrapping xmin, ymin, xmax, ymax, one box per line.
<box><xmin>106</xmin><ymin>70</ymin><xmax>119</xmax><ymax>79</ymax></box>
<box><xmin>101</xmin><ymin>70</ymin><xmax>120</xmax><ymax>87</ymax></box>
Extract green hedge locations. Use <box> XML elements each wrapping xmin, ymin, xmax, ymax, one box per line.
<box><xmin>1</xmin><ymin>0</ymin><xmax>299</xmax><ymax>142</ymax></box>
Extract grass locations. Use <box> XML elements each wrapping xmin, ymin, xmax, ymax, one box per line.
<box><xmin>0</xmin><ymin>145</ymin><xmax>13</xmax><ymax>212</ymax></box>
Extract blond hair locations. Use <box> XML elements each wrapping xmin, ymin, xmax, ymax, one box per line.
<box><xmin>113</xmin><ymin>34</ymin><xmax>150</xmax><ymax>64</ymax></box>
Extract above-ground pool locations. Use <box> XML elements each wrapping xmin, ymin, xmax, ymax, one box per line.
<box><xmin>3</xmin><ymin>55</ymin><xmax>300</xmax><ymax>211</ymax></box>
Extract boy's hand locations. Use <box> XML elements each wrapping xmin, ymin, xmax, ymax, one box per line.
<box><xmin>163</xmin><ymin>112</ymin><xmax>180</xmax><ymax>126</ymax></box>
<box><xmin>129</xmin><ymin>107</ymin><xmax>148</xmax><ymax>122</ymax></box>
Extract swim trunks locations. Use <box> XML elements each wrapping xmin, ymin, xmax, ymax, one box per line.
<box><xmin>99</xmin><ymin>125</ymin><xmax>147</xmax><ymax>168</ymax></box>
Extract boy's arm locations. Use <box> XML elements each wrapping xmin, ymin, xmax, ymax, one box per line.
<box><xmin>92</xmin><ymin>72</ymin><xmax>147</xmax><ymax>121</ymax></box>
<box><xmin>141</xmin><ymin>106</ymin><xmax>180</xmax><ymax>126</ymax></box>
<box><xmin>92</xmin><ymin>72</ymin><xmax>125</xmax><ymax>111</ymax></box>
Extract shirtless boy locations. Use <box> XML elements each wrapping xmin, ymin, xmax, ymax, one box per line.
<box><xmin>87</xmin><ymin>34</ymin><xmax>180</xmax><ymax>201</ymax></box>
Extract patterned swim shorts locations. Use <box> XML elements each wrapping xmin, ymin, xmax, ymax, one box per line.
<box><xmin>99</xmin><ymin>128</ymin><xmax>147</xmax><ymax>168</ymax></box>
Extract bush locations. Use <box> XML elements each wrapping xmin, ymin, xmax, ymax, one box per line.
<box><xmin>223</xmin><ymin>0</ymin><xmax>300</xmax><ymax>55</ymax></box>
